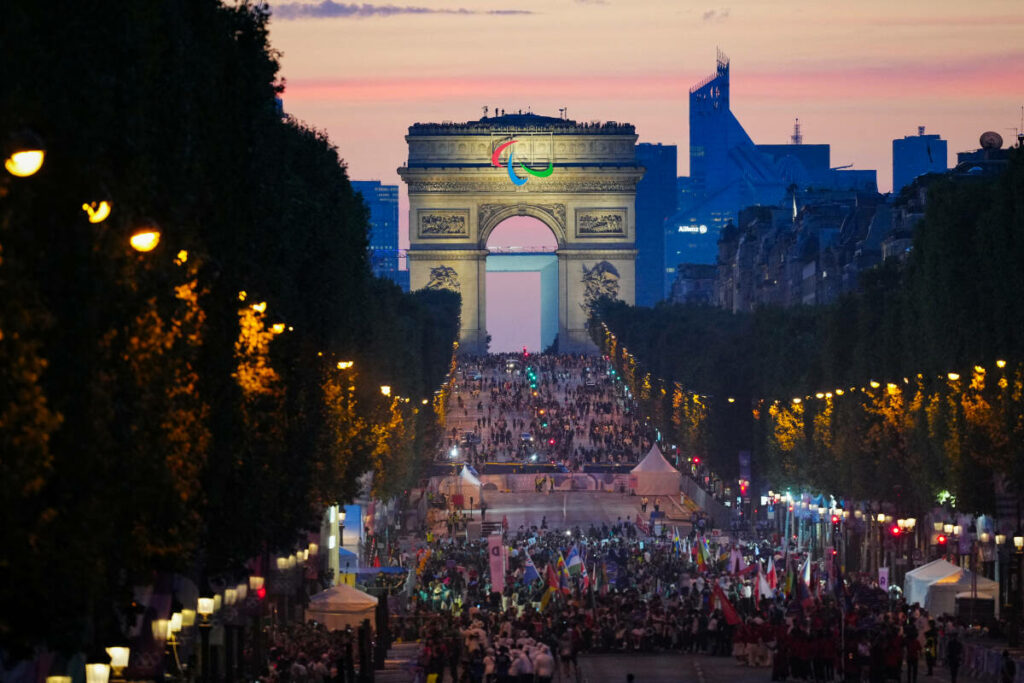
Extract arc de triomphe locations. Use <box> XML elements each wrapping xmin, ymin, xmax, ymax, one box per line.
<box><xmin>398</xmin><ymin>112</ymin><xmax>644</xmax><ymax>354</ymax></box>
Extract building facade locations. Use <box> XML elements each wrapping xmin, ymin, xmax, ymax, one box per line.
<box><xmin>893</xmin><ymin>127</ymin><xmax>947</xmax><ymax>193</ymax></box>
<box><xmin>351</xmin><ymin>180</ymin><xmax>400</xmax><ymax>281</ymax></box>
<box><xmin>668</xmin><ymin>53</ymin><xmax>877</xmax><ymax>290</ymax></box>
<box><xmin>634</xmin><ymin>142</ymin><xmax>678</xmax><ymax>306</ymax></box>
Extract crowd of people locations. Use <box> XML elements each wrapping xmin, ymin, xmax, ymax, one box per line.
<box><xmin>387</xmin><ymin>518</ymin><xmax>992</xmax><ymax>683</ymax></box>
<box><xmin>444</xmin><ymin>354</ymin><xmax>656</xmax><ymax>470</ymax></box>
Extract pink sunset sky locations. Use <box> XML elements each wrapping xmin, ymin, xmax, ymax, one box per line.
<box><xmin>266</xmin><ymin>0</ymin><xmax>1022</xmax><ymax>349</ymax></box>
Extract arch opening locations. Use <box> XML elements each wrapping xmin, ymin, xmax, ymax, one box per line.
<box><xmin>485</xmin><ymin>217</ymin><xmax>559</xmax><ymax>353</ymax></box>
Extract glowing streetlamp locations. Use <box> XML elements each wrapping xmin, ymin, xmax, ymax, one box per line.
<box><xmin>380</xmin><ymin>385</ymin><xmax>391</xmax><ymax>397</ymax></box>
<box><xmin>82</xmin><ymin>200</ymin><xmax>112</xmax><ymax>224</ymax></box>
<box><xmin>4</xmin><ymin>131</ymin><xmax>45</xmax><ymax>178</ymax></box>
<box><xmin>129</xmin><ymin>224</ymin><xmax>161</xmax><ymax>252</ymax></box>
<box><xmin>105</xmin><ymin>647</ymin><xmax>130</xmax><ymax>678</ymax></box>
<box><xmin>84</xmin><ymin>664</ymin><xmax>110</xmax><ymax>683</ymax></box>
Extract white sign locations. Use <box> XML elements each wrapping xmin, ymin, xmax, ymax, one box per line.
<box><xmin>677</xmin><ymin>224</ymin><xmax>709</xmax><ymax>234</ymax></box>
<box><xmin>878</xmin><ymin>567</ymin><xmax>889</xmax><ymax>590</ymax></box>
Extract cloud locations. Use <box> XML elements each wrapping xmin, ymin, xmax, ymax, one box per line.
<box><xmin>701</xmin><ymin>8</ymin><xmax>729</xmax><ymax>22</ymax></box>
<box><xmin>272</xmin><ymin>1</ymin><xmax>532</xmax><ymax>19</ymax></box>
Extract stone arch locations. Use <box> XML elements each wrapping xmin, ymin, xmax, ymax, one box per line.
<box><xmin>476</xmin><ymin>202</ymin><xmax>567</xmax><ymax>249</ymax></box>
<box><xmin>398</xmin><ymin>115</ymin><xmax>643</xmax><ymax>354</ymax></box>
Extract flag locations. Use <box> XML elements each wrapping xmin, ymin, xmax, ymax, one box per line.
<box><xmin>728</xmin><ymin>546</ymin><xmax>748</xmax><ymax>574</ymax></box>
<box><xmin>545</xmin><ymin>563</ymin><xmax>559</xmax><ymax>590</ymax></box>
<box><xmin>673</xmin><ymin>528</ymin><xmax>682</xmax><ymax>556</ymax></box>
<box><xmin>522</xmin><ymin>550</ymin><xmax>541</xmax><ymax>585</ymax></box>
<box><xmin>766</xmin><ymin>556</ymin><xmax>777</xmax><ymax>590</ymax></box>
<box><xmin>581</xmin><ymin>560</ymin><xmax>590</xmax><ymax>591</ymax></box>
<box><xmin>540</xmin><ymin>586</ymin><xmax>557</xmax><ymax>610</ymax></box>
<box><xmin>556</xmin><ymin>552</ymin><xmax>571</xmax><ymax>593</ymax></box>
<box><xmin>566</xmin><ymin>546</ymin><xmax>583</xmax><ymax>576</ymax></box>
<box><xmin>488</xmin><ymin>535</ymin><xmax>506</xmax><ymax>594</ymax></box>
<box><xmin>757</xmin><ymin>565</ymin><xmax>775</xmax><ymax>602</ymax></box>
<box><xmin>712</xmin><ymin>584</ymin><xmax>743</xmax><ymax>626</ymax></box>
<box><xmin>800</xmin><ymin>551</ymin><xmax>812</xmax><ymax>587</ymax></box>
<box><xmin>696</xmin><ymin>537</ymin><xmax>711</xmax><ymax>572</ymax></box>
<box><xmin>795</xmin><ymin>572</ymin><xmax>815</xmax><ymax>609</ymax></box>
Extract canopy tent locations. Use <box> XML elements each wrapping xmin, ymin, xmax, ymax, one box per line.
<box><xmin>436</xmin><ymin>466</ymin><xmax>482</xmax><ymax>505</ymax></box>
<box><xmin>304</xmin><ymin>583</ymin><xmax>378</xmax><ymax>630</ymax></box>
<box><xmin>629</xmin><ymin>445</ymin><xmax>682</xmax><ymax>496</ymax></box>
<box><xmin>904</xmin><ymin>559</ymin><xmax>999</xmax><ymax>617</ymax></box>
<box><xmin>904</xmin><ymin>559</ymin><xmax>961</xmax><ymax>606</ymax></box>
<box><xmin>928</xmin><ymin>569</ymin><xmax>999</xmax><ymax>617</ymax></box>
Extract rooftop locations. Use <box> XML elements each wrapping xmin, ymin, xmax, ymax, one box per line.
<box><xmin>408</xmin><ymin>111</ymin><xmax>635</xmax><ymax>135</ymax></box>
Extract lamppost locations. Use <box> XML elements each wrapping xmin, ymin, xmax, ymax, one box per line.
<box><xmin>1011</xmin><ymin>533</ymin><xmax>1024</xmax><ymax>647</ymax></box>
<box><xmin>197</xmin><ymin>597</ymin><xmax>215</xmax><ymax>683</ymax></box>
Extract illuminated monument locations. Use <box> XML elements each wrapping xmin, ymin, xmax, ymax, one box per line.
<box><xmin>399</xmin><ymin>112</ymin><xmax>644</xmax><ymax>354</ymax></box>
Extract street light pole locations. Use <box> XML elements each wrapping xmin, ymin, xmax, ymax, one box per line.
<box><xmin>1011</xmin><ymin>534</ymin><xmax>1024</xmax><ymax>647</ymax></box>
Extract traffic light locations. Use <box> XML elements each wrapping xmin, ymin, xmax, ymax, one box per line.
<box><xmin>256</xmin><ymin>586</ymin><xmax>267</xmax><ymax>600</ymax></box>
<box><xmin>831</xmin><ymin>515</ymin><xmax>840</xmax><ymax>525</ymax></box>
<box><xmin>890</xmin><ymin>525</ymin><xmax>901</xmax><ymax>536</ymax></box>
<box><xmin>937</xmin><ymin>534</ymin><xmax>947</xmax><ymax>546</ymax></box>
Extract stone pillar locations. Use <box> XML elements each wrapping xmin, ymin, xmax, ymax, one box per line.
<box><xmin>557</xmin><ymin>249</ymin><xmax>636</xmax><ymax>353</ymax></box>
<box><xmin>408</xmin><ymin>249</ymin><xmax>488</xmax><ymax>355</ymax></box>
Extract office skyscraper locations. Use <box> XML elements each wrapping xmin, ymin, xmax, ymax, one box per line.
<box><xmin>351</xmin><ymin>180</ymin><xmax>400</xmax><ymax>281</ymax></box>
<box><xmin>634</xmin><ymin>143</ymin><xmax>678</xmax><ymax>306</ymax></box>
<box><xmin>668</xmin><ymin>52</ymin><xmax>789</xmax><ymax>274</ymax></box>
<box><xmin>893</xmin><ymin>127</ymin><xmax>947</xmax><ymax>193</ymax></box>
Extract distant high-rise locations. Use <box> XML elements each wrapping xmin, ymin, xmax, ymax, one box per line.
<box><xmin>668</xmin><ymin>52</ymin><xmax>791</xmax><ymax>272</ymax></box>
<box><xmin>351</xmin><ymin>180</ymin><xmax>400</xmax><ymax>280</ymax></box>
<box><xmin>634</xmin><ymin>143</ymin><xmax>678</xmax><ymax>306</ymax></box>
<box><xmin>892</xmin><ymin>127</ymin><xmax>947</xmax><ymax>193</ymax></box>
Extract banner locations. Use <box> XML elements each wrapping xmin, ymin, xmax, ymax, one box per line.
<box><xmin>878</xmin><ymin>567</ymin><xmax>889</xmax><ymax>591</ymax></box>
<box><xmin>488</xmin><ymin>534</ymin><xmax>506</xmax><ymax>594</ymax></box>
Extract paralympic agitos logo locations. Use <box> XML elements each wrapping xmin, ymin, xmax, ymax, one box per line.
<box><xmin>490</xmin><ymin>139</ymin><xmax>554</xmax><ymax>186</ymax></box>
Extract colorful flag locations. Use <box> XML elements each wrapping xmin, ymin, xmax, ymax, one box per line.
<box><xmin>696</xmin><ymin>537</ymin><xmax>710</xmax><ymax>572</ymax></box>
<box><xmin>523</xmin><ymin>550</ymin><xmax>541</xmax><ymax>585</ymax></box>
<box><xmin>673</xmin><ymin>528</ymin><xmax>682</xmax><ymax>556</ymax></box>
<box><xmin>728</xmin><ymin>546</ymin><xmax>748</xmax><ymax>574</ymax></box>
<box><xmin>545</xmin><ymin>563</ymin><xmax>559</xmax><ymax>590</ymax></box>
<box><xmin>566</xmin><ymin>546</ymin><xmax>583</xmax><ymax>576</ymax></box>
<box><xmin>540</xmin><ymin>586</ymin><xmax>557</xmax><ymax>610</ymax></box>
<box><xmin>556</xmin><ymin>552</ymin><xmax>571</xmax><ymax>593</ymax></box>
<box><xmin>488</xmin><ymin>534</ymin><xmax>506</xmax><ymax>594</ymax></box>
<box><xmin>800</xmin><ymin>551</ymin><xmax>812</xmax><ymax>587</ymax></box>
<box><xmin>766</xmin><ymin>556</ymin><xmax>777</xmax><ymax>590</ymax></box>
<box><xmin>712</xmin><ymin>584</ymin><xmax>743</xmax><ymax>626</ymax></box>
<box><xmin>581</xmin><ymin>560</ymin><xmax>590</xmax><ymax>591</ymax></box>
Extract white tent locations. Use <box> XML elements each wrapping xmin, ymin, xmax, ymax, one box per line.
<box><xmin>904</xmin><ymin>559</ymin><xmax>960</xmax><ymax>606</ymax></box>
<box><xmin>904</xmin><ymin>559</ymin><xmax>999</xmax><ymax>617</ymax></box>
<box><xmin>304</xmin><ymin>583</ymin><xmax>378</xmax><ymax>630</ymax></box>
<box><xmin>629</xmin><ymin>445</ymin><xmax>682</xmax><ymax>496</ymax></box>
<box><xmin>928</xmin><ymin>569</ymin><xmax>999</xmax><ymax>618</ymax></box>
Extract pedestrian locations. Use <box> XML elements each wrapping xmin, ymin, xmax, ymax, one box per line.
<box><xmin>923</xmin><ymin>621</ymin><xmax>937</xmax><ymax>676</ymax></box>
<box><xmin>641</xmin><ymin>496</ymin><xmax>649</xmax><ymax>513</ymax></box>
<box><xmin>946</xmin><ymin>633</ymin><xmax>963</xmax><ymax>683</ymax></box>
